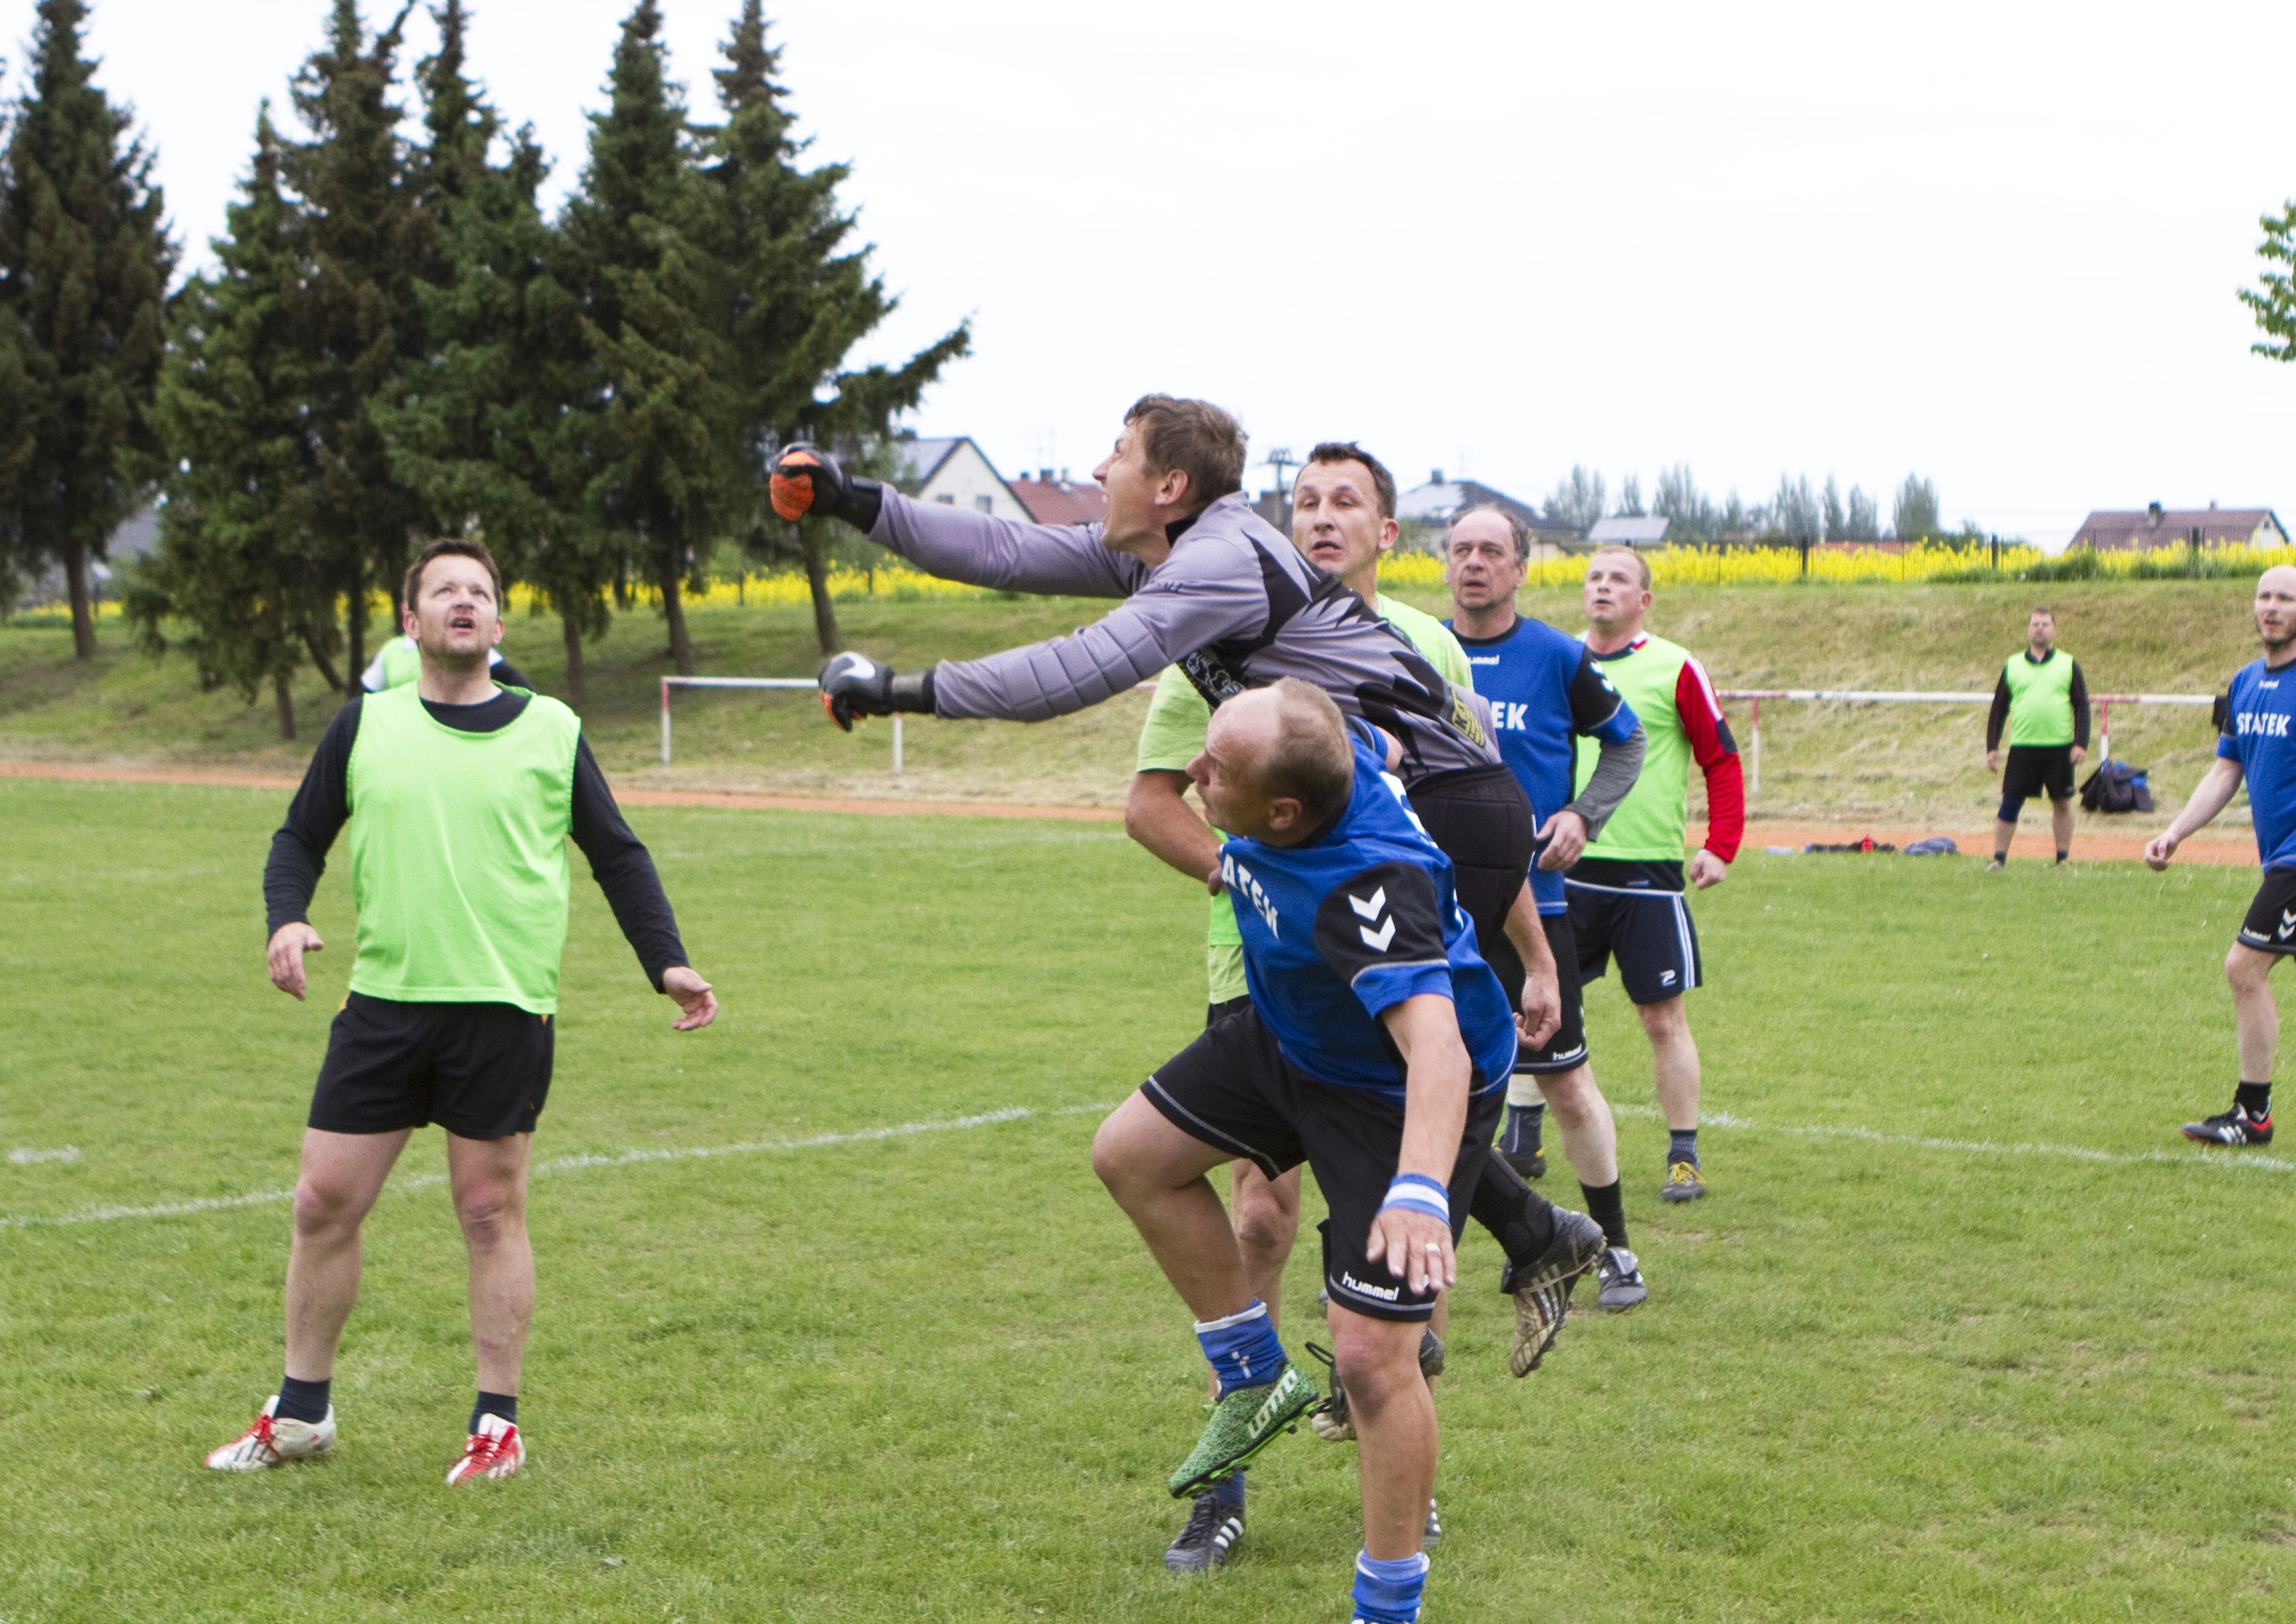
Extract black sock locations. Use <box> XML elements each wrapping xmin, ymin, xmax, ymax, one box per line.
<box><xmin>1579</xmin><ymin>1179</ymin><xmax>1628</xmax><ymax>1249</ymax></box>
<box><xmin>1668</xmin><ymin>1128</ymin><xmax>1699</xmax><ymax>1167</ymax></box>
<box><xmin>1472</xmin><ymin>1152</ymin><xmax>1558</xmax><ymax>1263</ymax></box>
<box><xmin>2056</xmin><ymin>850</ymin><xmax>2069</xmax><ymax>864</ymax></box>
<box><xmin>276</xmin><ymin>1373</ymin><xmax>331</xmax><ymax>1424</ymax></box>
<box><xmin>2237</xmin><ymin>1081</ymin><xmax>2272</xmax><ymax>1119</ymax></box>
<box><xmin>471</xmin><ymin>1391</ymin><xmax>518</xmax><ymax>1433</ymax></box>
<box><xmin>1212</xmin><ymin>1469</ymin><xmax>1246</xmax><ymax>1513</ymax></box>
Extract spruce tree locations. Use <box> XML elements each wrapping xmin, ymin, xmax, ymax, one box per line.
<box><xmin>130</xmin><ymin>107</ymin><xmax>333</xmax><ymax>739</ymax></box>
<box><xmin>562</xmin><ymin>0</ymin><xmax>732</xmax><ymax>676</ymax></box>
<box><xmin>280</xmin><ymin>0</ymin><xmax>433</xmax><ymax>684</ymax></box>
<box><xmin>0</xmin><ymin>0</ymin><xmax>173</xmax><ymax>659</ymax></box>
<box><xmin>378</xmin><ymin>0</ymin><xmax>618</xmax><ymax>706</ymax></box>
<box><xmin>701</xmin><ymin>0</ymin><xmax>967</xmax><ymax>654</ymax></box>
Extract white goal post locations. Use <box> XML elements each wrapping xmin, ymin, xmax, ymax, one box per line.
<box><xmin>660</xmin><ymin>676</ymin><xmax>909</xmax><ymax>774</ymax></box>
<box><xmin>1718</xmin><ymin>688</ymin><xmax>2215</xmax><ymax>795</ymax></box>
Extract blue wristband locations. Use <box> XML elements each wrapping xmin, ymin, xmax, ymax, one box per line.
<box><xmin>1380</xmin><ymin>1172</ymin><xmax>1450</xmax><ymax>1223</ymax></box>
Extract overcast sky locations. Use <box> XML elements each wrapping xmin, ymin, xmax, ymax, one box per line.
<box><xmin>12</xmin><ymin>0</ymin><xmax>2296</xmax><ymax>546</ymax></box>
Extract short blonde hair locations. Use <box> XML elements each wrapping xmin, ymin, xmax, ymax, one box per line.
<box><xmin>1255</xmin><ymin>678</ymin><xmax>1355</xmax><ymax>823</ymax></box>
<box><xmin>1589</xmin><ymin>544</ymin><xmax>1650</xmax><ymax>590</ymax></box>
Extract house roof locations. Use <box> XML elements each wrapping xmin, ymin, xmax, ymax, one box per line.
<box><xmin>2073</xmin><ymin>507</ymin><xmax>2286</xmax><ymax>549</ymax></box>
<box><xmin>887</xmin><ymin>436</ymin><xmax>963</xmax><ymax>490</ymax></box>
<box><xmin>1010</xmin><ymin>474</ymin><xmax>1107</xmax><ymax>527</ymax></box>
<box><xmin>1396</xmin><ymin>475</ymin><xmax>1573</xmax><ymax>534</ymax></box>
<box><xmin>1588</xmin><ymin>515</ymin><xmax>1671</xmax><ymax>546</ymax></box>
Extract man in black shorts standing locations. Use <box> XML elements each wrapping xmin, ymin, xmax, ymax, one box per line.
<box><xmin>1985</xmin><ymin>606</ymin><xmax>2090</xmax><ymax>869</ymax></box>
<box><xmin>206</xmin><ymin>539</ymin><xmax>719</xmax><ymax>1484</ymax></box>
<box><xmin>1093</xmin><ymin>680</ymin><xmax>1524</xmax><ymax>1624</ymax></box>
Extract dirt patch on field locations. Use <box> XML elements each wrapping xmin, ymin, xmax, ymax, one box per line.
<box><xmin>2</xmin><ymin>758</ymin><xmax>2262</xmax><ymax>860</ymax></box>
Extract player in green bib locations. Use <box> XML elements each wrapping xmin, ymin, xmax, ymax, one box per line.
<box><xmin>1131</xmin><ymin>444</ymin><xmax>1601</xmax><ymax>1574</ymax></box>
<box><xmin>1565</xmin><ymin>547</ymin><xmax>1745</xmax><ymax>1258</ymax></box>
<box><xmin>1983</xmin><ymin>607</ymin><xmax>2089</xmax><ymax>868</ymax></box>
<box><xmin>206</xmin><ymin>540</ymin><xmax>719</xmax><ymax>1487</ymax></box>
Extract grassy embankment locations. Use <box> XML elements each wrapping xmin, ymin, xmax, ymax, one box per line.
<box><xmin>0</xmin><ymin>576</ymin><xmax>2269</xmax><ymax>829</ymax></box>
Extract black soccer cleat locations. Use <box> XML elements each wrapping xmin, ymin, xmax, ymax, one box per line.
<box><xmin>1499</xmin><ymin>1206</ymin><xmax>1607</xmax><ymax>1375</ymax></box>
<box><xmin>2181</xmin><ymin>1104</ymin><xmax>2274</xmax><ymax>1147</ymax></box>
<box><xmin>1164</xmin><ymin>1490</ymin><xmax>1244</xmax><ymax>1573</ymax></box>
<box><xmin>1503</xmin><ymin>1145</ymin><xmax>1547</xmax><ymax>1180</ymax></box>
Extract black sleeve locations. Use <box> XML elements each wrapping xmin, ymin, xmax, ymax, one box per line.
<box><xmin>2067</xmin><ymin>661</ymin><xmax>2090</xmax><ymax>750</ymax></box>
<box><xmin>493</xmin><ymin>660</ymin><xmax>532</xmax><ymax>691</ymax></box>
<box><xmin>1310</xmin><ymin>862</ymin><xmax>1451</xmax><ymax>999</ymax></box>
<box><xmin>568</xmin><ymin>735</ymin><xmax>688</xmax><ymax>991</ymax></box>
<box><xmin>1985</xmin><ymin>671</ymin><xmax>2010</xmax><ymax>752</ymax></box>
<box><xmin>264</xmin><ymin>698</ymin><xmax>364</xmax><ymax>935</ymax></box>
<box><xmin>1567</xmin><ymin>647</ymin><xmax>1628</xmax><ymax>736</ymax></box>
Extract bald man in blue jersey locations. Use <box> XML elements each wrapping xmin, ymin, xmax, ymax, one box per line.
<box><xmin>2149</xmin><ymin>565</ymin><xmax>2296</xmax><ymax>1148</ymax></box>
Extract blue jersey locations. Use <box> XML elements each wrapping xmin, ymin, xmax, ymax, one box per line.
<box><xmin>1448</xmin><ymin>614</ymin><xmax>1640</xmax><ymax>913</ymax></box>
<box><xmin>1219</xmin><ymin>727</ymin><xmax>1519</xmax><ymax>1104</ymax></box>
<box><xmin>2218</xmin><ymin>657</ymin><xmax>2296</xmax><ymax>868</ymax></box>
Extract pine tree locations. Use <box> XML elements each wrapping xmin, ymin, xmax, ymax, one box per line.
<box><xmin>280</xmin><ymin>0</ymin><xmax>434</xmax><ymax>684</ymax></box>
<box><xmin>1821</xmin><ymin>475</ymin><xmax>1846</xmax><ymax>542</ymax></box>
<box><xmin>130</xmin><ymin>107</ymin><xmax>333</xmax><ymax>739</ymax></box>
<box><xmin>699</xmin><ymin>0</ymin><xmax>967</xmax><ymax>654</ymax></box>
<box><xmin>561</xmin><ymin>0</ymin><xmax>732</xmax><ymax>676</ymax></box>
<box><xmin>0</xmin><ymin>0</ymin><xmax>173</xmax><ymax>659</ymax></box>
<box><xmin>377</xmin><ymin>0</ymin><xmax>619</xmax><ymax>706</ymax></box>
<box><xmin>1892</xmin><ymin>473</ymin><xmax>1940</xmax><ymax>541</ymax></box>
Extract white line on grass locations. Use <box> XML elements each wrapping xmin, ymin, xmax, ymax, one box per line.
<box><xmin>1612</xmin><ymin>1104</ymin><xmax>2296</xmax><ymax>1175</ymax></box>
<box><xmin>7</xmin><ymin>1146</ymin><xmax>81</xmax><ymax>1164</ymax></box>
<box><xmin>0</xmin><ymin>1103</ymin><xmax>1112</xmax><ymax>1233</ymax></box>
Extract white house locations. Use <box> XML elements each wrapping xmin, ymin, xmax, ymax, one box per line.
<box><xmin>1587</xmin><ymin>516</ymin><xmax>1671</xmax><ymax>548</ymax></box>
<box><xmin>889</xmin><ymin>436</ymin><xmax>1032</xmax><ymax>522</ymax></box>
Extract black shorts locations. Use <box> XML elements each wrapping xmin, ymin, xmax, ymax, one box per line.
<box><xmin>1403</xmin><ymin>764</ymin><xmax>1536</xmax><ymax>1002</ymax></box>
<box><xmin>1515</xmin><ymin>910</ymin><xmax>1588</xmax><ymax>1074</ymax></box>
<box><xmin>1141</xmin><ymin>1005</ymin><xmax>1502</xmax><ymax>1322</ymax></box>
<box><xmin>2000</xmin><ymin>744</ymin><xmax>2075</xmax><ymax>817</ymax></box>
<box><xmin>310</xmin><ymin>993</ymin><xmax>555</xmax><ymax>1140</ymax></box>
<box><xmin>2237</xmin><ymin>868</ymin><xmax>2296</xmax><ymax>955</ymax></box>
<box><xmin>1567</xmin><ymin>881</ymin><xmax>1702</xmax><ymax>1005</ymax></box>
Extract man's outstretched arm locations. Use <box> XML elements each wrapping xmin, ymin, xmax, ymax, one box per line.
<box><xmin>2147</xmin><ymin>756</ymin><xmax>2245</xmax><ymax>870</ymax></box>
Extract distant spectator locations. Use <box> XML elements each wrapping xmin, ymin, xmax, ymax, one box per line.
<box><xmin>1985</xmin><ymin>608</ymin><xmax>2089</xmax><ymax>868</ymax></box>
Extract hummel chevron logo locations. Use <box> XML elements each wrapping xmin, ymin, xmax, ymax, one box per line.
<box><xmin>1350</xmin><ymin>887</ymin><xmax>1395</xmax><ymax>950</ymax></box>
<box><xmin>2277</xmin><ymin>909</ymin><xmax>2296</xmax><ymax>940</ymax></box>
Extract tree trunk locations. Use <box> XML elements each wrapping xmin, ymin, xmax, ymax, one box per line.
<box><xmin>659</xmin><ymin>549</ymin><xmax>694</xmax><ymax>676</ymax></box>
<box><xmin>302</xmin><ymin>624</ymin><xmax>346</xmax><ymax>692</ymax></box>
<box><xmin>801</xmin><ymin>524</ymin><xmax>842</xmax><ymax>654</ymax></box>
<box><xmin>561</xmin><ymin>604</ymin><xmax>586</xmax><ymax>713</ymax></box>
<box><xmin>63</xmin><ymin>540</ymin><xmax>95</xmax><ymax>660</ymax></box>
<box><xmin>344</xmin><ymin>569</ymin><xmax>368</xmax><ymax>696</ymax></box>
<box><xmin>274</xmin><ymin>669</ymin><xmax>296</xmax><ymax>741</ymax></box>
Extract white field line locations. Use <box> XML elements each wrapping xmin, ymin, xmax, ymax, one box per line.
<box><xmin>9</xmin><ymin>1098</ymin><xmax>2285</xmax><ymax>1233</ymax></box>
<box><xmin>7</xmin><ymin>1146</ymin><xmax>81</xmax><ymax>1164</ymax></box>
<box><xmin>1611</xmin><ymin>1104</ymin><xmax>2296</xmax><ymax>1176</ymax></box>
<box><xmin>0</xmin><ymin>1104</ymin><xmax>1111</xmax><ymax>1233</ymax></box>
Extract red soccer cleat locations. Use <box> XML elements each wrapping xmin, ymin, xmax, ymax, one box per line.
<box><xmin>446</xmin><ymin>1412</ymin><xmax>525</xmax><ymax>1485</ymax></box>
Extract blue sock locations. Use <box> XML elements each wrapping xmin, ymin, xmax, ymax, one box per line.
<box><xmin>276</xmin><ymin>1373</ymin><xmax>330</xmax><ymax>1424</ymax></box>
<box><xmin>1211</xmin><ymin>1469</ymin><xmax>1247</xmax><ymax>1514</ymax></box>
<box><xmin>1669</xmin><ymin>1127</ymin><xmax>1699</xmax><ymax>1167</ymax></box>
<box><xmin>1501</xmin><ymin>1102</ymin><xmax>1545</xmax><ymax>1155</ymax></box>
<box><xmin>1351</xmin><ymin>1549</ymin><xmax>1429</xmax><ymax>1623</ymax></box>
<box><xmin>471</xmin><ymin>1391</ymin><xmax>518</xmax><ymax>1433</ymax></box>
<box><xmin>1194</xmin><ymin>1301</ymin><xmax>1287</xmax><ymax>1397</ymax></box>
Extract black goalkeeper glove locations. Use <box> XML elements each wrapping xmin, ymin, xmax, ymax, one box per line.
<box><xmin>818</xmin><ymin>651</ymin><xmax>935</xmax><ymax>732</ymax></box>
<box><xmin>769</xmin><ymin>443</ymin><xmax>883</xmax><ymax>530</ymax></box>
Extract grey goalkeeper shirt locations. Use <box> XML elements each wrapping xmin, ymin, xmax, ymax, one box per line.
<box><xmin>869</xmin><ymin>490</ymin><xmax>1503</xmax><ymax>783</ymax></box>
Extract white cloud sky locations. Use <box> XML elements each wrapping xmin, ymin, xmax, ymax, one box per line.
<box><xmin>14</xmin><ymin>0</ymin><xmax>2296</xmax><ymax>544</ymax></box>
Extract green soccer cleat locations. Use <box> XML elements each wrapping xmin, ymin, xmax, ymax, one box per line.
<box><xmin>1168</xmin><ymin>1361</ymin><xmax>1318</xmax><ymax>1498</ymax></box>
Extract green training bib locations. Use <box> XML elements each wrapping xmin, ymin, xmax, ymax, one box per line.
<box><xmin>2003</xmin><ymin>649</ymin><xmax>2076</xmax><ymax>747</ymax></box>
<box><xmin>346</xmin><ymin>684</ymin><xmax>582</xmax><ymax>1013</ymax></box>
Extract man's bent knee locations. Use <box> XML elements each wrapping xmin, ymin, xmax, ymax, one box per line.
<box><xmin>1329</xmin><ymin>1311</ymin><xmax>1425</xmax><ymax>1416</ymax></box>
<box><xmin>454</xmin><ymin>1186</ymin><xmax>526</xmax><ymax>1248</ymax></box>
<box><xmin>1636</xmin><ymin>995</ymin><xmax>1690</xmax><ymax>1041</ymax></box>
<box><xmin>291</xmin><ymin>1177</ymin><xmax>368</xmax><ymax>1237</ymax></box>
<box><xmin>2229</xmin><ymin>945</ymin><xmax>2281</xmax><ymax>990</ymax></box>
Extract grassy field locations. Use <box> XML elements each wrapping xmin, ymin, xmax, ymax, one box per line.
<box><xmin>0</xmin><ymin>573</ymin><xmax>2275</xmax><ymax>828</ymax></box>
<box><xmin>5</xmin><ymin>778</ymin><xmax>2296</xmax><ymax>1621</ymax></box>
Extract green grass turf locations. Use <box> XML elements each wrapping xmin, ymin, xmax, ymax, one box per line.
<box><xmin>0</xmin><ymin>575</ymin><xmax>2272</xmax><ymax>829</ymax></box>
<box><xmin>5</xmin><ymin>780</ymin><xmax>2296</xmax><ymax>1621</ymax></box>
